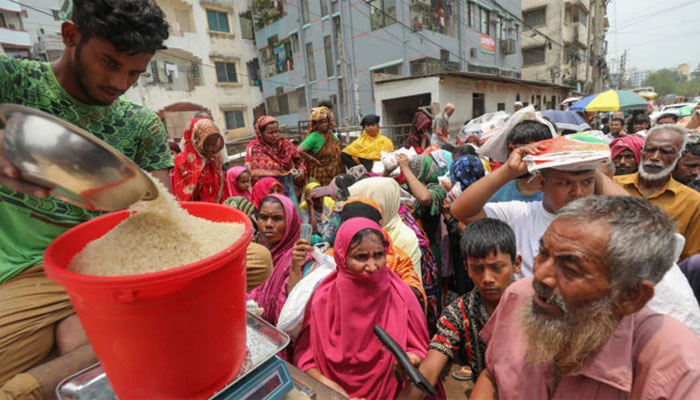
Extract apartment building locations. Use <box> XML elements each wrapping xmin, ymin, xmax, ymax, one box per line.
<box><xmin>125</xmin><ymin>0</ymin><xmax>264</xmax><ymax>140</ymax></box>
<box><xmin>251</xmin><ymin>0</ymin><xmax>522</xmax><ymax>126</ymax></box>
<box><xmin>520</xmin><ymin>0</ymin><xmax>609</xmax><ymax>93</ymax></box>
<box><xmin>0</xmin><ymin>0</ymin><xmax>32</xmax><ymax>58</ymax></box>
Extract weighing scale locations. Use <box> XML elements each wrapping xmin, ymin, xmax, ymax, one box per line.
<box><xmin>56</xmin><ymin>313</ymin><xmax>295</xmax><ymax>400</ymax></box>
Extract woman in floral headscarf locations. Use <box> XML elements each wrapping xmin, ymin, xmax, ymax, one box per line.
<box><xmin>297</xmin><ymin>107</ymin><xmax>343</xmax><ymax>186</ymax></box>
<box><xmin>172</xmin><ymin>118</ymin><xmax>226</xmax><ymax>203</ymax></box>
<box><xmin>246</xmin><ymin>115</ymin><xmax>306</xmax><ymax>204</ymax></box>
<box><xmin>405</xmin><ymin>110</ymin><xmax>433</xmax><ymax>154</ymax></box>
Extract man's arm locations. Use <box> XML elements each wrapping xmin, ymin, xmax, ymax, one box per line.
<box><xmin>451</xmin><ymin>144</ymin><xmax>540</xmax><ymax>223</ymax></box>
<box><xmin>395</xmin><ymin>350</ymin><xmax>449</xmax><ymax>400</ymax></box>
<box><xmin>594</xmin><ymin>169</ymin><xmax>629</xmax><ymax>196</ymax></box>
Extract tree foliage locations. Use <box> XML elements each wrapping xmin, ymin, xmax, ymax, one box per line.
<box><xmin>642</xmin><ymin>69</ymin><xmax>700</xmax><ymax>97</ymax></box>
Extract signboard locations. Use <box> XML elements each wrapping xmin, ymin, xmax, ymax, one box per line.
<box><xmin>480</xmin><ymin>34</ymin><xmax>496</xmax><ymax>53</ymax></box>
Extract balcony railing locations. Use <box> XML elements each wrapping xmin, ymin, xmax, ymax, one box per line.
<box><xmin>0</xmin><ymin>27</ymin><xmax>31</xmax><ymax>48</ymax></box>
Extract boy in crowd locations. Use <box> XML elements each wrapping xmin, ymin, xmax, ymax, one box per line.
<box><xmin>397</xmin><ymin>219</ymin><xmax>521</xmax><ymax>399</ymax></box>
<box><xmin>488</xmin><ymin>120</ymin><xmax>551</xmax><ymax>203</ymax></box>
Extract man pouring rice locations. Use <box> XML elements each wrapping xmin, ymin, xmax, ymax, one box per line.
<box><xmin>0</xmin><ymin>1</ymin><xmax>173</xmax><ymax>398</ymax></box>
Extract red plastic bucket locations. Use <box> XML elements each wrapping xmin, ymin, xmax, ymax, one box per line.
<box><xmin>44</xmin><ymin>202</ymin><xmax>252</xmax><ymax>399</ymax></box>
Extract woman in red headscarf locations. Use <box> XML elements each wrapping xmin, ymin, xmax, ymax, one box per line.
<box><xmin>405</xmin><ymin>110</ymin><xmax>433</xmax><ymax>154</ymax></box>
<box><xmin>246</xmin><ymin>115</ymin><xmax>306</xmax><ymax>204</ymax></box>
<box><xmin>172</xmin><ymin>118</ymin><xmax>226</xmax><ymax>203</ymax></box>
<box><xmin>294</xmin><ymin>217</ymin><xmax>434</xmax><ymax>400</ymax></box>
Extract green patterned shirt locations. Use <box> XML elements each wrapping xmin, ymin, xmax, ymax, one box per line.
<box><xmin>0</xmin><ymin>57</ymin><xmax>173</xmax><ymax>283</ymax></box>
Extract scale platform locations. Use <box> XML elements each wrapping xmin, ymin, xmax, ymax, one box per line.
<box><xmin>56</xmin><ymin>313</ymin><xmax>293</xmax><ymax>400</ymax></box>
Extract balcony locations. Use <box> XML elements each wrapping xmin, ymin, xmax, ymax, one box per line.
<box><xmin>0</xmin><ymin>27</ymin><xmax>31</xmax><ymax>48</ymax></box>
<box><xmin>565</xmin><ymin>0</ymin><xmax>589</xmax><ymax>13</ymax></box>
<box><xmin>564</xmin><ymin>22</ymin><xmax>587</xmax><ymax>49</ymax></box>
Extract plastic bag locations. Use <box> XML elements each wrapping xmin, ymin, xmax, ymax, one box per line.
<box><xmin>276</xmin><ymin>248</ymin><xmax>336</xmax><ymax>340</ymax></box>
<box><xmin>523</xmin><ymin>132</ymin><xmax>611</xmax><ymax>173</ymax></box>
<box><xmin>478</xmin><ymin>106</ymin><xmax>557</xmax><ymax>162</ymax></box>
<box><xmin>377</xmin><ymin>147</ymin><xmax>418</xmax><ymax>175</ymax></box>
<box><xmin>459</xmin><ymin>111</ymin><xmax>510</xmax><ymax>144</ymax></box>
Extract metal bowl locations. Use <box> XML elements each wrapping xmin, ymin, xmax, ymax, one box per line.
<box><xmin>1</xmin><ymin>104</ymin><xmax>158</xmax><ymax>211</ymax></box>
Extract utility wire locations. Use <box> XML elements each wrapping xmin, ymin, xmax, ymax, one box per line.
<box><xmin>6</xmin><ymin>0</ymin><xmax>56</xmax><ymax>18</ymax></box>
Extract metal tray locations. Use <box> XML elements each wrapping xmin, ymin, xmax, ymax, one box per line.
<box><xmin>56</xmin><ymin>312</ymin><xmax>290</xmax><ymax>400</ymax></box>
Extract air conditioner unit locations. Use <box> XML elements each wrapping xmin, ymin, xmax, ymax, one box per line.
<box><xmin>260</xmin><ymin>47</ymin><xmax>273</xmax><ymax>60</ymax></box>
<box><xmin>410</xmin><ymin>0</ymin><xmax>431</xmax><ymax>6</ymax></box>
<box><xmin>500</xmin><ymin>39</ymin><xmax>516</xmax><ymax>55</ymax></box>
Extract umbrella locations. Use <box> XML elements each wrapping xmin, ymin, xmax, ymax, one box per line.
<box><xmin>541</xmin><ymin>110</ymin><xmax>590</xmax><ymax>132</ymax></box>
<box><xmin>679</xmin><ymin>104</ymin><xmax>699</xmax><ymax>117</ymax></box>
<box><xmin>569</xmin><ymin>90</ymin><xmax>648</xmax><ymax>112</ymax></box>
<box><xmin>560</xmin><ymin>97</ymin><xmax>581</xmax><ymax>106</ymax></box>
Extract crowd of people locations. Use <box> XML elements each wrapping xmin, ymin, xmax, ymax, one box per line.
<box><xmin>1</xmin><ymin>1</ymin><xmax>700</xmax><ymax>400</ymax></box>
<box><xmin>163</xmin><ymin>99</ymin><xmax>700</xmax><ymax>399</ymax></box>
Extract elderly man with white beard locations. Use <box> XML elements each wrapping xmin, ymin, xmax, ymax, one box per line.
<box><xmin>614</xmin><ymin>125</ymin><xmax>700</xmax><ymax>260</ymax></box>
<box><xmin>470</xmin><ymin>196</ymin><xmax>700</xmax><ymax>400</ymax></box>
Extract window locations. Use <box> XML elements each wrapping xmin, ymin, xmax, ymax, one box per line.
<box><xmin>312</xmin><ymin>98</ymin><xmax>319</xmax><ymax>107</ymax></box>
<box><xmin>324</xmin><ymin>36</ymin><xmax>334</xmax><ymax>77</ymax></box>
<box><xmin>174</xmin><ymin>8</ymin><xmax>194</xmax><ymax>33</ymax></box>
<box><xmin>291</xmin><ymin>33</ymin><xmax>299</xmax><ymax>52</ymax></box>
<box><xmin>306</xmin><ymin>42</ymin><xmax>317</xmax><ymax>81</ymax></box>
<box><xmin>578</xmin><ymin>10</ymin><xmax>588</xmax><ymax>27</ymax></box>
<box><xmin>497</xmin><ymin>103</ymin><xmax>505</xmax><ymax>111</ymax></box>
<box><xmin>473</xmin><ymin>93</ymin><xmax>485</xmax><ymax>118</ymax></box>
<box><xmin>523</xmin><ymin>46</ymin><xmax>545</xmax><ymax>66</ymax></box>
<box><xmin>320</xmin><ymin>0</ymin><xmax>329</xmax><ymax>17</ymax></box>
<box><xmin>479</xmin><ymin>7</ymin><xmax>489</xmax><ymax>35</ymax></box>
<box><xmin>224</xmin><ymin>110</ymin><xmax>245</xmax><ymax>130</ymax></box>
<box><xmin>297</xmin><ymin>88</ymin><xmax>307</xmax><ymax>110</ymax></box>
<box><xmin>440</xmin><ymin>49</ymin><xmax>449</xmax><ymax>63</ymax></box>
<box><xmin>373</xmin><ymin>63</ymin><xmax>401</xmax><ymax>75</ymax></box>
<box><xmin>207</xmin><ymin>9</ymin><xmax>231</xmax><ymax>33</ymax></box>
<box><xmin>261</xmin><ymin>38</ymin><xmax>294</xmax><ymax>78</ymax></box>
<box><xmin>469</xmin><ymin>3</ymin><xmax>478</xmax><ymax>29</ymax></box>
<box><xmin>0</xmin><ymin>14</ymin><xmax>5</xmax><ymax>28</ymax></box>
<box><xmin>247</xmin><ymin>58</ymin><xmax>261</xmax><ymax>86</ymax></box>
<box><xmin>215</xmin><ymin>61</ymin><xmax>238</xmax><ymax>83</ymax></box>
<box><xmin>370</xmin><ymin>0</ymin><xmax>396</xmax><ymax>31</ymax></box>
<box><xmin>240</xmin><ymin>11</ymin><xmax>254</xmax><ymax>39</ymax></box>
<box><xmin>276</xmin><ymin>87</ymin><xmax>290</xmax><ymax>115</ymax></box>
<box><xmin>301</xmin><ymin>0</ymin><xmax>310</xmax><ymax>25</ymax></box>
<box><xmin>523</xmin><ymin>7</ymin><xmax>546</xmax><ymax>28</ymax></box>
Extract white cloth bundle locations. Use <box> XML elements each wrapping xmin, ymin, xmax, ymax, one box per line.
<box><xmin>478</xmin><ymin>105</ymin><xmax>557</xmax><ymax>162</ymax></box>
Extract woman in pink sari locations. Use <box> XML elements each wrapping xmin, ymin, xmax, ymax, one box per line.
<box><xmin>294</xmin><ymin>218</ymin><xmax>431</xmax><ymax>400</ymax></box>
<box><xmin>247</xmin><ymin>194</ymin><xmax>301</xmax><ymax>325</ymax></box>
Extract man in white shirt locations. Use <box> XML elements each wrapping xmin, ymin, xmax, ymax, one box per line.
<box><xmin>451</xmin><ymin>144</ymin><xmax>700</xmax><ymax>335</ymax></box>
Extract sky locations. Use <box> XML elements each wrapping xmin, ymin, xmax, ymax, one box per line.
<box><xmin>606</xmin><ymin>0</ymin><xmax>700</xmax><ymax>72</ymax></box>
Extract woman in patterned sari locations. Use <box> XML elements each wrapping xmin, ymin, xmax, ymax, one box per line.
<box><xmin>246</xmin><ymin>115</ymin><xmax>306</xmax><ymax>205</ymax></box>
<box><xmin>172</xmin><ymin>118</ymin><xmax>226</xmax><ymax>203</ymax></box>
<box><xmin>297</xmin><ymin>107</ymin><xmax>343</xmax><ymax>186</ymax></box>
